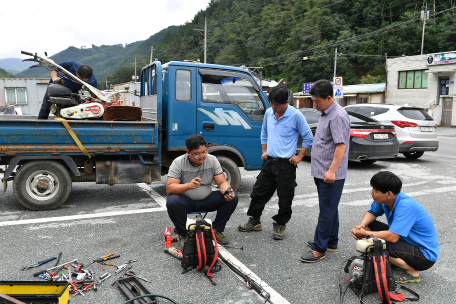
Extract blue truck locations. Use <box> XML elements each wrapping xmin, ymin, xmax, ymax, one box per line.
<box><xmin>0</xmin><ymin>60</ymin><xmax>271</xmax><ymax>210</ymax></box>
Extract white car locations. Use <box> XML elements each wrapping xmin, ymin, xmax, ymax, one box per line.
<box><xmin>344</xmin><ymin>104</ymin><xmax>438</xmax><ymax>159</ymax></box>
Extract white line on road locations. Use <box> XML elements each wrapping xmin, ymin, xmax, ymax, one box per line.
<box><xmin>137</xmin><ymin>183</ymin><xmax>167</xmax><ymax>208</ymax></box>
<box><xmin>0</xmin><ymin>207</ymin><xmax>166</xmax><ymax>227</ymax></box>
<box><xmin>218</xmin><ymin>246</ymin><xmax>290</xmax><ymax>304</ymax></box>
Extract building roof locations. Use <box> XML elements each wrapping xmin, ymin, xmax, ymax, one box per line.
<box><xmin>294</xmin><ymin>83</ymin><xmax>386</xmax><ymax>95</ymax></box>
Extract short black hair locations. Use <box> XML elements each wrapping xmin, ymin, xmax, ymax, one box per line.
<box><xmin>268</xmin><ymin>86</ymin><xmax>288</xmax><ymax>104</ymax></box>
<box><xmin>309</xmin><ymin>79</ymin><xmax>333</xmax><ymax>99</ymax></box>
<box><xmin>186</xmin><ymin>134</ymin><xmax>207</xmax><ymax>152</ymax></box>
<box><xmin>76</xmin><ymin>64</ymin><xmax>93</xmax><ymax>79</ymax></box>
<box><xmin>370</xmin><ymin>171</ymin><xmax>402</xmax><ymax>195</ymax></box>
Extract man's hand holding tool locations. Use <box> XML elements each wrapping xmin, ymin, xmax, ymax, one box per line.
<box><xmin>188</xmin><ymin>176</ymin><xmax>202</xmax><ymax>190</ymax></box>
<box><xmin>223</xmin><ymin>187</ymin><xmax>235</xmax><ymax>202</ymax></box>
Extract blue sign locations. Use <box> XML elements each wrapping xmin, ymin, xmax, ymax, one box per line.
<box><xmin>302</xmin><ymin>81</ymin><xmax>334</xmax><ymax>94</ymax></box>
<box><xmin>335</xmin><ymin>88</ymin><xmax>342</xmax><ymax>97</ymax></box>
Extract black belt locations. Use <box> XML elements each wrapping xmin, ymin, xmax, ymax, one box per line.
<box><xmin>267</xmin><ymin>156</ymin><xmax>290</xmax><ymax>162</ymax></box>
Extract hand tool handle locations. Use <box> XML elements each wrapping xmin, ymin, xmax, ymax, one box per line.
<box><xmin>101</xmin><ymin>252</ymin><xmax>115</xmax><ymax>259</ymax></box>
<box><xmin>55</xmin><ymin>252</ymin><xmax>62</xmax><ymax>266</ymax></box>
<box><xmin>38</xmin><ymin>257</ymin><xmax>56</xmax><ymax>266</ymax></box>
<box><xmin>97</xmin><ymin>254</ymin><xmax>120</xmax><ymax>262</ymax></box>
<box><xmin>83</xmin><ymin>282</ymin><xmax>94</xmax><ymax>291</ymax></box>
<box><xmin>33</xmin><ymin>259</ymin><xmax>77</xmax><ymax>277</ymax></box>
<box><xmin>21</xmin><ymin>51</ymin><xmax>34</xmax><ymax>56</ymax></box>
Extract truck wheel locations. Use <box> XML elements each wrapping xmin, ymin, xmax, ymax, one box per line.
<box><xmin>214</xmin><ymin>156</ymin><xmax>241</xmax><ymax>191</ymax></box>
<box><xmin>402</xmin><ymin>151</ymin><xmax>424</xmax><ymax>159</ymax></box>
<box><xmin>13</xmin><ymin>161</ymin><xmax>72</xmax><ymax>210</ymax></box>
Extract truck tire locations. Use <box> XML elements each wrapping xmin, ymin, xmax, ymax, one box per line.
<box><xmin>402</xmin><ymin>151</ymin><xmax>424</xmax><ymax>159</ymax></box>
<box><xmin>214</xmin><ymin>156</ymin><xmax>241</xmax><ymax>191</ymax></box>
<box><xmin>13</xmin><ymin>161</ymin><xmax>72</xmax><ymax>211</ymax></box>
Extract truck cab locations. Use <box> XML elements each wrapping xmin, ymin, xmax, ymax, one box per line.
<box><xmin>141</xmin><ymin>60</ymin><xmax>270</xmax><ymax>190</ymax></box>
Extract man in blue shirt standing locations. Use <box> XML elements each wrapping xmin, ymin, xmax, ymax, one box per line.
<box><xmin>238</xmin><ymin>86</ymin><xmax>313</xmax><ymax>240</ymax></box>
<box><xmin>38</xmin><ymin>61</ymin><xmax>98</xmax><ymax>119</ymax></box>
<box><xmin>351</xmin><ymin>171</ymin><xmax>438</xmax><ymax>283</ymax></box>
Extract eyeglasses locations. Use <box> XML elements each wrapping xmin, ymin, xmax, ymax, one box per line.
<box><xmin>190</xmin><ymin>150</ymin><xmax>208</xmax><ymax>159</ymax></box>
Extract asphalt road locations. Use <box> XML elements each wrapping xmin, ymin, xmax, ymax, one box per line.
<box><xmin>1</xmin><ymin>148</ymin><xmax>456</xmax><ymax>303</ymax></box>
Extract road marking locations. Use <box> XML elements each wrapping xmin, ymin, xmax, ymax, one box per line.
<box><xmin>137</xmin><ymin>183</ymin><xmax>167</xmax><ymax>208</ymax></box>
<box><xmin>0</xmin><ymin>208</ymin><xmax>166</xmax><ymax>227</ymax></box>
<box><xmin>218</xmin><ymin>246</ymin><xmax>290</xmax><ymax>304</ymax></box>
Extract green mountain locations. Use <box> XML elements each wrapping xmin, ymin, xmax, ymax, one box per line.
<box><xmin>126</xmin><ymin>0</ymin><xmax>456</xmax><ymax>92</ymax></box>
<box><xmin>0</xmin><ymin>67</ymin><xmax>11</xmax><ymax>78</ymax></box>
<box><xmin>17</xmin><ymin>25</ymin><xmax>180</xmax><ymax>82</ymax></box>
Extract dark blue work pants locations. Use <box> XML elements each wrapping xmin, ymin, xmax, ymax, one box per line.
<box><xmin>311</xmin><ymin>177</ymin><xmax>345</xmax><ymax>253</ymax></box>
<box><xmin>38</xmin><ymin>82</ymin><xmax>52</xmax><ymax>120</ymax></box>
<box><xmin>167</xmin><ymin>191</ymin><xmax>238</xmax><ymax>236</ymax></box>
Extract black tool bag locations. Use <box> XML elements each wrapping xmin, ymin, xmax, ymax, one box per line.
<box><xmin>181</xmin><ymin>219</ymin><xmax>220</xmax><ymax>284</ymax></box>
<box><xmin>361</xmin><ymin>239</ymin><xmax>396</xmax><ymax>296</ymax></box>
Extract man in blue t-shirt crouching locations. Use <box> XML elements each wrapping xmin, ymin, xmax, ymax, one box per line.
<box><xmin>351</xmin><ymin>171</ymin><xmax>438</xmax><ymax>283</ymax></box>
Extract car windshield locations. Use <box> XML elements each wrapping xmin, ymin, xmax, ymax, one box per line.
<box><xmin>398</xmin><ymin>108</ymin><xmax>433</xmax><ymax>121</ymax></box>
<box><xmin>300</xmin><ymin>110</ymin><xmax>321</xmax><ymax>124</ymax></box>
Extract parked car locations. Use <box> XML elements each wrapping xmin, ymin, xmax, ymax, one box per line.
<box><xmin>297</xmin><ymin>108</ymin><xmax>399</xmax><ymax>164</ymax></box>
<box><xmin>344</xmin><ymin>104</ymin><xmax>438</xmax><ymax>159</ymax></box>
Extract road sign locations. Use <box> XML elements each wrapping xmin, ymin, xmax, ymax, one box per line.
<box><xmin>333</xmin><ymin>77</ymin><xmax>343</xmax><ymax>98</ymax></box>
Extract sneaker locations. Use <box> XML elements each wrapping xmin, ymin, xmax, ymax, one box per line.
<box><xmin>238</xmin><ymin>217</ymin><xmax>262</xmax><ymax>232</ymax></box>
<box><xmin>307</xmin><ymin>241</ymin><xmax>338</xmax><ymax>252</ymax></box>
<box><xmin>272</xmin><ymin>222</ymin><xmax>286</xmax><ymax>240</ymax></box>
<box><xmin>214</xmin><ymin>230</ymin><xmax>229</xmax><ymax>245</ymax></box>
<box><xmin>300</xmin><ymin>249</ymin><xmax>326</xmax><ymax>263</ymax></box>
<box><xmin>180</xmin><ymin>234</ymin><xmax>188</xmax><ymax>249</ymax></box>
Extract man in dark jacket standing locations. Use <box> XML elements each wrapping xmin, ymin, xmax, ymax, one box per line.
<box><xmin>301</xmin><ymin>79</ymin><xmax>350</xmax><ymax>263</ymax></box>
<box><xmin>38</xmin><ymin>61</ymin><xmax>97</xmax><ymax>119</ymax></box>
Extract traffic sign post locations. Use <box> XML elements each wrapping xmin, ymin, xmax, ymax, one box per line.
<box><xmin>333</xmin><ymin>77</ymin><xmax>343</xmax><ymax>98</ymax></box>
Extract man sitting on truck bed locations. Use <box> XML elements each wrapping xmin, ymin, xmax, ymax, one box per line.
<box><xmin>38</xmin><ymin>61</ymin><xmax>98</xmax><ymax>119</ymax></box>
<box><xmin>166</xmin><ymin>134</ymin><xmax>238</xmax><ymax>246</ymax></box>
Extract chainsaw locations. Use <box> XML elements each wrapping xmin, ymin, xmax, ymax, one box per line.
<box><xmin>21</xmin><ymin>51</ymin><xmax>137</xmax><ymax>120</ymax></box>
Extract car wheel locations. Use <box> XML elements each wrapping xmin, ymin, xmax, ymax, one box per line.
<box><xmin>360</xmin><ymin>159</ymin><xmax>378</xmax><ymax>164</ymax></box>
<box><xmin>402</xmin><ymin>151</ymin><xmax>424</xmax><ymax>159</ymax></box>
<box><xmin>211</xmin><ymin>156</ymin><xmax>241</xmax><ymax>191</ymax></box>
<box><xmin>13</xmin><ymin>161</ymin><xmax>72</xmax><ymax>210</ymax></box>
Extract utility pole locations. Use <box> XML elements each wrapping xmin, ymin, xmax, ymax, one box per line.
<box><xmin>129</xmin><ymin>57</ymin><xmax>145</xmax><ymax>82</ymax></box>
<box><xmin>259</xmin><ymin>60</ymin><xmax>262</xmax><ymax>89</ymax></box>
<box><xmin>421</xmin><ymin>2</ymin><xmax>429</xmax><ymax>55</ymax></box>
<box><xmin>193</xmin><ymin>17</ymin><xmax>208</xmax><ymax>63</ymax></box>
<box><xmin>204</xmin><ymin>18</ymin><xmax>207</xmax><ymax>63</ymax></box>
<box><xmin>334</xmin><ymin>47</ymin><xmax>337</xmax><ymax>78</ymax></box>
<box><xmin>104</xmin><ymin>78</ymin><xmax>109</xmax><ymax>90</ymax></box>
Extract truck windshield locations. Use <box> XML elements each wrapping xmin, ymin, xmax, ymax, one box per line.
<box><xmin>201</xmin><ymin>74</ymin><xmax>265</xmax><ymax>122</ymax></box>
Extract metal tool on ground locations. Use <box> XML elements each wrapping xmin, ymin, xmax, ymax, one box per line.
<box><xmin>218</xmin><ymin>253</ymin><xmax>273</xmax><ymax>304</ymax></box>
<box><xmin>95</xmin><ymin>273</ymin><xmax>112</xmax><ymax>286</ymax></box>
<box><xmin>22</xmin><ymin>256</ymin><xmax>57</xmax><ymax>270</ymax></box>
<box><xmin>33</xmin><ymin>259</ymin><xmax>78</xmax><ymax>277</ymax></box>
<box><xmin>86</xmin><ymin>253</ymin><xmax>119</xmax><ymax>267</ymax></box>
<box><xmin>54</xmin><ymin>252</ymin><xmax>62</xmax><ymax>266</ymax></box>
<box><xmin>102</xmin><ymin>263</ymin><xmax>117</xmax><ymax>271</ymax></box>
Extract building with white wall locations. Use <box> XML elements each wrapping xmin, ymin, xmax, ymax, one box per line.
<box><xmin>0</xmin><ymin>78</ymin><xmax>50</xmax><ymax>116</ymax></box>
<box><xmin>386</xmin><ymin>51</ymin><xmax>456</xmax><ymax>126</ymax></box>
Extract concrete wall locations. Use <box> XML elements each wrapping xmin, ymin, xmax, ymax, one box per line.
<box><xmin>1</xmin><ymin>78</ymin><xmax>50</xmax><ymax>116</ymax></box>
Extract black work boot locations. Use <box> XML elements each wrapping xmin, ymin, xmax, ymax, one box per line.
<box><xmin>238</xmin><ymin>217</ymin><xmax>262</xmax><ymax>232</ymax></box>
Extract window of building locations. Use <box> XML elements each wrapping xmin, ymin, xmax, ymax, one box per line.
<box><xmin>5</xmin><ymin>88</ymin><xmax>27</xmax><ymax>105</ymax></box>
<box><xmin>398</xmin><ymin>70</ymin><xmax>428</xmax><ymax>89</ymax></box>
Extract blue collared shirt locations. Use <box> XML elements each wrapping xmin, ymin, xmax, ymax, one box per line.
<box><xmin>367</xmin><ymin>192</ymin><xmax>439</xmax><ymax>262</ymax></box>
<box><xmin>261</xmin><ymin>105</ymin><xmax>313</xmax><ymax>158</ymax></box>
<box><xmin>57</xmin><ymin>61</ymin><xmax>98</xmax><ymax>93</ymax></box>
<box><xmin>311</xmin><ymin>101</ymin><xmax>350</xmax><ymax>179</ymax></box>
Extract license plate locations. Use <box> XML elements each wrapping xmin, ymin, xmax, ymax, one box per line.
<box><xmin>421</xmin><ymin>127</ymin><xmax>433</xmax><ymax>132</ymax></box>
<box><xmin>373</xmin><ymin>134</ymin><xmax>389</xmax><ymax>139</ymax></box>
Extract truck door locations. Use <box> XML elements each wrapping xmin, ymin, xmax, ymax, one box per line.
<box><xmin>166</xmin><ymin>66</ymin><xmax>197</xmax><ymax>150</ymax></box>
<box><xmin>196</xmin><ymin>68</ymin><xmax>267</xmax><ymax>170</ymax></box>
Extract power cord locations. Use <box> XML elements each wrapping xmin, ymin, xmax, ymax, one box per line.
<box><xmin>121</xmin><ymin>294</ymin><xmax>179</xmax><ymax>304</ymax></box>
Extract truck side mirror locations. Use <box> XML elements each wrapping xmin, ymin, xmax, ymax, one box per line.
<box><xmin>288</xmin><ymin>90</ymin><xmax>294</xmax><ymax>106</ymax></box>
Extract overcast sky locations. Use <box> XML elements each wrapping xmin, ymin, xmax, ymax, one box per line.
<box><xmin>0</xmin><ymin>0</ymin><xmax>211</xmax><ymax>59</ymax></box>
